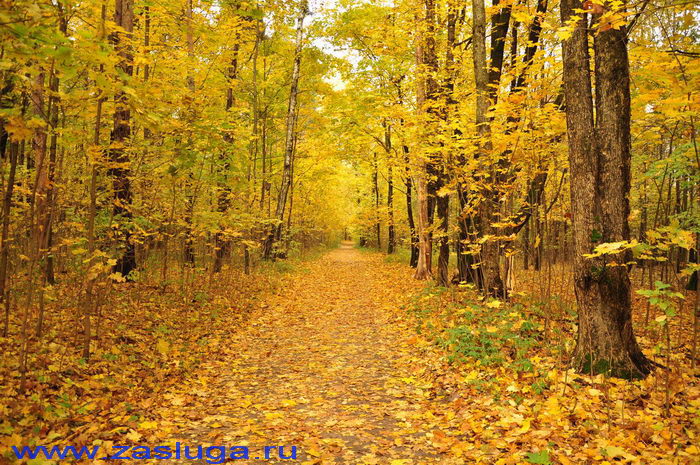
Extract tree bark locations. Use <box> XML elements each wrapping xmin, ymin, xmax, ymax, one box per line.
<box><xmin>182</xmin><ymin>0</ymin><xmax>196</xmax><ymax>267</ymax></box>
<box><xmin>262</xmin><ymin>2</ymin><xmax>307</xmax><ymax>259</ymax></box>
<box><xmin>561</xmin><ymin>0</ymin><xmax>652</xmax><ymax>378</ymax></box>
<box><xmin>109</xmin><ymin>0</ymin><xmax>137</xmax><ymax>277</ymax></box>
<box><xmin>412</xmin><ymin>0</ymin><xmax>436</xmax><ymax>280</ymax></box>
<box><xmin>405</xmin><ymin>152</ymin><xmax>418</xmax><ymax>267</ymax></box>
<box><xmin>472</xmin><ymin>0</ymin><xmax>505</xmax><ymax>296</ymax></box>
<box><xmin>214</xmin><ymin>38</ymin><xmax>240</xmax><ymax>272</ymax></box>
<box><xmin>385</xmin><ymin>122</ymin><xmax>395</xmax><ymax>254</ymax></box>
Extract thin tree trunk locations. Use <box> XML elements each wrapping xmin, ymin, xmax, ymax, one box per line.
<box><xmin>385</xmin><ymin>122</ymin><xmax>395</xmax><ymax>254</ymax></box>
<box><xmin>373</xmin><ymin>151</ymin><xmax>381</xmax><ymax>249</ymax></box>
<box><xmin>80</xmin><ymin>1</ymin><xmax>109</xmax><ymax>361</ymax></box>
<box><xmin>262</xmin><ymin>2</ymin><xmax>307</xmax><ymax>259</ymax></box>
<box><xmin>182</xmin><ymin>0</ymin><xmax>196</xmax><ymax>267</ymax></box>
<box><xmin>43</xmin><ymin>66</ymin><xmax>60</xmax><ymax>289</ymax></box>
<box><xmin>396</xmin><ymin>82</ymin><xmax>418</xmax><ymax>266</ymax></box>
<box><xmin>84</xmin><ymin>77</ymin><xmax>106</xmax><ymax>360</ymax></box>
<box><xmin>0</xmin><ymin>141</ymin><xmax>18</xmax><ymax>337</ymax></box>
<box><xmin>404</xmin><ymin>146</ymin><xmax>418</xmax><ymax>267</ymax></box>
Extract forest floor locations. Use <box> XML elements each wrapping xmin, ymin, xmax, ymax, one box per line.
<box><xmin>141</xmin><ymin>243</ymin><xmax>697</xmax><ymax>465</ymax></box>
<box><xmin>152</xmin><ymin>243</ymin><xmax>446</xmax><ymax>464</ymax></box>
<box><xmin>2</xmin><ymin>243</ymin><xmax>698</xmax><ymax>464</ymax></box>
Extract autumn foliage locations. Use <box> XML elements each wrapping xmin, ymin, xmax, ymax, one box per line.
<box><xmin>0</xmin><ymin>0</ymin><xmax>698</xmax><ymax>463</ymax></box>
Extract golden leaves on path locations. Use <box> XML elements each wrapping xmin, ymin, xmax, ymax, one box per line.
<box><xmin>143</xmin><ymin>247</ymin><xmax>698</xmax><ymax>465</ymax></box>
<box><xmin>153</xmin><ymin>247</ymin><xmax>463</xmax><ymax>464</ymax></box>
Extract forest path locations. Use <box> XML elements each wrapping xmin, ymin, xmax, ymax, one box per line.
<box><xmin>162</xmin><ymin>243</ymin><xmax>458</xmax><ymax>465</ymax></box>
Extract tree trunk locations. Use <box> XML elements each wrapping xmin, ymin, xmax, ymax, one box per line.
<box><xmin>397</xmin><ymin>81</ymin><xmax>418</xmax><ymax>266</ymax></box>
<box><xmin>433</xmin><ymin>4</ymin><xmax>459</xmax><ymax>287</ymax></box>
<box><xmin>385</xmin><ymin>122</ymin><xmax>395</xmax><ymax>254</ymax></box>
<box><xmin>414</xmin><ymin>173</ymin><xmax>432</xmax><ymax>279</ymax></box>
<box><xmin>182</xmin><ymin>0</ymin><xmax>196</xmax><ymax>267</ymax></box>
<box><xmin>0</xmin><ymin>141</ymin><xmax>18</xmax><ymax>337</ymax></box>
<box><xmin>561</xmin><ymin>0</ymin><xmax>652</xmax><ymax>378</ymax></box>
<box><xmin>404</xmin><ymin>149</ymin><xmax>418</xmax><ymax>267</ymax></box>
<box><xmin>109</xmin><ymin>0</ymin><xmax>136</xmax><ymax>277</ymax></box>
<box><xmin>456</xmin><ymin>190</ymin><xmax>484</xmax><ymax>286</ymax></box>
<box><xmin>214</xmin><ymin>39</ymin><xmax>240</xmax><ymax>272</ymax></box>
<box><xmin>372</xmin><ymin>151</ymin><xmax>381</xmax><ymax>249</ymax></box>
<box><xmin>436</xmin><ymin>195</ymin><xmax>449</xmax><ymax>286</ymax></box>
<box><xmin>262</xmin><ymin>3</ymin><xmax>306</xmax><ymax>259</ymax></box>
<box><xmin>472</xmin><ymin>0</ymin><xmax>505</xmax><ymax>297</ymax></box>
<box><xmin>412</xmin><ymin>0</ymin><xmax>436</xmax><ymax>280</ymax></box>
<box><xmin>43</xmin><ymin>2</ymin><xmax>66</xmax><ymax>287</ymax></box>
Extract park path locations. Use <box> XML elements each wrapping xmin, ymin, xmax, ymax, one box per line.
<box><xmin>161</xmin><ymin>243</ymin><xmax>463</xmax><ymax>465</ymax></box>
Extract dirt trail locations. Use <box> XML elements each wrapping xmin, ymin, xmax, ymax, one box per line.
<box><xmin>163</xmin><ymin>244</ymin><xmax>457</xmax><ymax>464</ymax></box>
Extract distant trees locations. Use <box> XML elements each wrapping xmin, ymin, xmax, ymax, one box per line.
<box><xmin>325</xmin><ymin>0</ymin><xmax>697</xmax><ymax>379</ymax></box>
<box><xmin>0</xmin><ymin>0</ymin><xmax>355</xmax><ymax>379</ymax></box>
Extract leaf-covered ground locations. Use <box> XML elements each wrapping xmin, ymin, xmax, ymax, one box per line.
<box><xmin>147</xmin><ymin>244</ymin><xmax>442</xmax><ymax>464</ymax></box>
<box><xmin>2</xmin><ymin>244</ymin><xmax>698</xmax><ymax>464</ymax></box>
<box><xmin>141</xmin><ymin>244</ymin><xmax>697</xmax><ymax>465</ymax></box>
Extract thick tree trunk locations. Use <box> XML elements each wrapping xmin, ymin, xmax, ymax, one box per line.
<box><xmin>414</xmin><ymin>174</ymin><xmax>432</xmax><ymax>279</ymax></box>
<box><xmin>387</xmin><ymin>163</ymin><xmax>395</xmax><ymax>254</ymax></box>
<box><xmin>561</xmin><ymin>0</ymin><xmax>651</xmax><ymax>378</ymax></box>
<box><xmin>456</xmin><ymin>190</ymin><xmax>484</xmax><ymax>286</ymax></box>
<box><xmin>436</xmin><ymin>195</ymin><xmax>449</xmax><ymax>286</ymax></box>
<box><xmin>109</xmin><ymin>0</ymin><xmax>136</xmax><ymax>277</ymax></box>
<box><xmin>472</xmin><ymin>0</ymin><xmax>505</xmax><ymax>297</ymax></box>
<box><xmin>488</xmin><ymin>0</ymin><xmax>512</xmax><ymax>96</ymax></box>
<box><xmin>412</xmin><ymin>0</ymin><xmax>437</xmax><ymax>280</ymax></box>
<box><xmin>432</xmin><ymin>4</ymin><xmax>459</xmax><ymax>287</ymax></box>
<box><xmin>523</xmin><ymin>203</ymin><xmax>530</xmax><ymax>270</ymax></box>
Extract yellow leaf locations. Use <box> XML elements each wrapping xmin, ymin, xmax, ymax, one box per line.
<box><xmin>465</xmin><ymin>370</ymin><xmax>479</xmax><ymax>381</ymax></box>
<box><xmin>138</xmin><ymin>420</ymin><xmax>158</xmax><ymax>430</ymax></box>
<box><xmin>602</xmin><ymin>445</ymin><xmax>636</xmax><ymax>461</ymax></box>
<box><xmin>125</xmin><ymin>429</ymin><xmax>142</xmax><ymax>441</ymax></box>
<box><xmin>516</xmin><ymin>419</ymin><xmax>531</xmax><ymax>435</ymax></box>
<box><xmin>109</xmin><ymin>272</ymin><xmax>126</xmax><ymax>283</ymax></box>
<box><xmin>156</xmin><ymin>339</ymin><xmax>170</xmax><ymax>355</ymax></box>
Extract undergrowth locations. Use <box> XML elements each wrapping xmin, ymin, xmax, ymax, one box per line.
<box><xmin>406</xmin><ymin>284</ymin><xmax>572</xmax><ymax>398</ymax></box>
